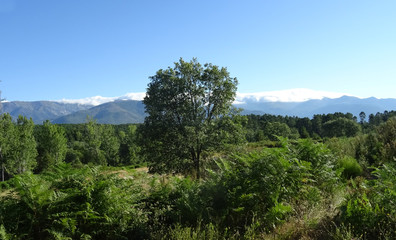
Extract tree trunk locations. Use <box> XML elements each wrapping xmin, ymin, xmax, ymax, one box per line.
<box><xmin>195</xmin><ymin>150</ymin><xmax>201</xmax><ymax>180</ymax></box>
<box><xmin>0</xmin><ymin>150</ymin><xmax>4</xmax><ymax>182</ymax></box>
<box><xmin>191</xmin><ymin>149</ymin><xmax>201</xmax><ymax>180</ymax></box>
<box><xmin>1</xmin><ymin>164</ymin><xmax>4</xmax><ymax>182</ymax></box>
<box><xmin>195</xmin><ymin>157</ymin><xmax>200</xmax><ymax>180</ymax></box>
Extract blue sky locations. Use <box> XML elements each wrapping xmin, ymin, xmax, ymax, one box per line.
<box><xmin>1</xmin><ymin>0</ymin><xmax>395</xmax><ymax>101</ymax></box>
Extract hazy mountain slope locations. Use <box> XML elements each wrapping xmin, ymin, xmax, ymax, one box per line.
<box><xmin>52</xmin><ymin>100</ymin><xmax>146</xmax><ymax>124</ymax></box>
<box><xmin>238</xmin><ymin>96</ymin><xmax>396</xmax><ymax>117</ymax></box>
<box><xmin>0</xmin><ymin>101</ymin><xmax>92</xmax><ymax>123</ymax></box>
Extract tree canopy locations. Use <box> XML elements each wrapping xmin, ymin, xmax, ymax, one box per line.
<box><xmin>138</xmin><ymin>58</ymin><xmax>243</xmax><ymax>178</ymax></box>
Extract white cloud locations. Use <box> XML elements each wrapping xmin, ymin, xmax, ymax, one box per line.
<box><xmin>57</xmin><ymin>93</ymin><xmax>146</xmax><ymax>106</ymax></box>
<box><xmin>56</xmin><ymin>88</ymin><xmax>355</xmax><ymax>106</ymax></box>
<box><xmin>234</xmin><ymin>88</ymin><xmax>354</xmax><ymax>104</ymax></box>
<box><xmin>117</xmin><ymin>92</ymin><xmax>147</xmax><ymax>101</ymax></box>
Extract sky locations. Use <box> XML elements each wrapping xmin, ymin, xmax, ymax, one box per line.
<box><xmin>1</xmin><ymin>0</ymin><xmax>396</xmax><ymax>102</ymax></box>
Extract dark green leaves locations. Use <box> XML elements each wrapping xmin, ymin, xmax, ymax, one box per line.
<box><xmin>139</xmin><ymin>58</ymin><xmax>241</xmax><ymax>178</ymax></box>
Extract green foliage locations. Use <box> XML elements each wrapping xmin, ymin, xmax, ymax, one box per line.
<box><xmin>360</xmin><ymin>133</ymin><xmax>383</xmax><ymax>165</ymax></box>
<box><xmin>377</xmin><ymin>117</ymin><xmax>396</xmax><ymax>162</ymax></box>
<box><xmin>0</xmin><ymin>164</ymin><xmax>150</xmax><ymax>239</ymax></box>
<box><xmin>123</xmin><ymin>138</ymin><xmax>340</xmax><ymax>236</ymax></box>
<box><xmin>3</xmin><ymin>108</ymin><xmax>396</xmax><ymax>238</ymax></box>
<box><xmin>64</xmin><ymin>120</ymin><xmax>125</xmax><ymax>167</ymax></box>
<box><xmin>245</xmin><ymin>112</ymin><xmax>365</xmax><ymax>142</ymax></box>
<box><xmin>62</xmin><ymin>123</ymin><xmax>141</xmax><ymax>168</ymax></box>
<box><xmin>81</xmin><ymin>119</ymin><xmax>106</xmax><ymax>165</ymax></box>
<box><xmin>118</xmin><ymin>125</ymin><xmax>142</xmax><ymax>166</ymax></box>
<box><xmin>338</xmin><ymin>156</ymin><xmax>362</xmax><ymax>179</ymax></box>
<box><xmin>166</xmin><ymin>223</ymin><xmax>224</xmax><ymax>240</ymax></box>
<box><xmin>0</xmin><ymin>224</ymin><xmax>13</xmax><ymax>240</ymax></box>
<box><xmin>187</xmin><ymin>139</ymin><xmax>340</xmax><ymax>234</ymax></box>
<box><xmin>326</xmin><ymin>137</ymin><xmax>358</xmax><ymax>159</ymax></box>
<box><xmin>35</xmin><ymin>120</ymin><xmax>68</xmax><ymax>172</ymax></box>
<box><xmin>13</xmin><ymin>116</ymin><xmax>38</xmax><ymax>174</ymax></box>
<box><xmin>0</xmin><ymin>115</ymin><xmax>37</xmax><ymax>177</ymax></box>
<box><xmin>330</xmin><ymin>117</ymin><xmax>396</xmax><ymax>168</ymax></box>
<box><xmin>322</xmin><ymin>118</ymin><xmax>361</xmax><ymax>138</ymax></box>
<box><xmin>294</xmin><ymin>139</ymin><xmax>339</xmax><ymax>192</ymax></box>
<box><xmin>139</xmin><ymin>58</ymin><xmax>241</xmax><ymax>178</ymax></box>
<box><xmin>0</xmin><ymin>114</ymin><xmax>15</xmax><ymax>181</ymax></box>
<box><xmin>339</xmin><ymin>164</ymin><xmax>396</xmax><ymax>239</ymax></box>
<box><xmin>264</xmin><ymin>122</ymin><xmax>293</xmax><ymax>141</ymax></box>
<box><xmin>100</xmin><ymin>124</ymin><xmax>120</xmax><ymax>166</ymax></box>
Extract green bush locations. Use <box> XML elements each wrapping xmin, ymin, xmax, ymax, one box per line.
<box><xmin>195</xmin><ymin>138</ymin><xmax>339</xmax><ymax>234</ymax></box>
<box><xmin>339</xmin><ymin>164</ymin><xmax>396</xmax><ymax>239</ymax></box>
<box><xmin>338</xmin><ymin>156</ymin><xmax>363</xmax><ymax>179</ymax></box>
<box><xmin>295</xmin><ymin>138</ymin><xmax>339</xmax><ymax>193</ymax></box>
<box><xmin>0</xmin><ymin>164</ymin><xmax>151</xmax><ymax>239</ymax></box>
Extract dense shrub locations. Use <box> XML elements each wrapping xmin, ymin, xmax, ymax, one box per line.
<box><xmin>191</xmin><ymin>138</ymin><xmax>340</xmax><ymax>234</ymax></box>
<box><xmin>377</xmin><ymin>117</ymin><xmax>396</xmax><ymax>163</ymax></box>
<box><xmin>294</xmin><ymin>139</ymin><xmax>339</xmax><ymax>192</ymax></box>
<box><xmin>339</xmin><ymin>164</ymin><xmax>396</xmax><ymax>239</ymax></box>
<box><xmin>0</xmin><ymin>164</ymin><xmax>150</xmax><ymax>239</ymax></box>
<box><xmin>338</xmin><ymin>156</ymin><xmax>363</xmax><ymax>179</ymax></box>
<box><xmin>322</xmin><ymin>118</ymin><xmax>361</xmax><ymax>138</ymax></box>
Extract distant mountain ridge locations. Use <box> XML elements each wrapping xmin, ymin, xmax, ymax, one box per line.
<box><xmin>52</xmin><ymin>100</ymin><xmax>145</xmax><ymax>124</ymax></box>
<box><xmin>237</xmin><ymin>96</ymin><xmax>396</xmax><ymax>118</ymax></box>
<box><xmin>56</xmin><ymin>88</ymin><xmax>350</xmax><ymax>106</ymax></box>
<box><xmin>1</xmin><ymin>96</ymin><xmax>396</xmax><ymax>124</ymax></box>
<box><xmin>0</xmin><ymin>101</ymin><xmax>92</xmax><ymax>123</ymax></box>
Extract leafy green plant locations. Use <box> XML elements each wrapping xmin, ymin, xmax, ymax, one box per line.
<box><xmin>339</xmin><ymin>164</ymin><xmax>396</xmax><ymax>239</ymax></box>
<box><xmin>338</xmin><ymin>156</ymin><xmax>363</xmax><ymax>179</ymax></box>
<box><xmin>194</xmin><ymin>138</ymin><xmax>340</xmax><ymax>235</ymax></box>
<box><xmin>295</xmin><ymin>139</ymin><xmax>339</xmax><ymax>193</ymax></box>
<box><xmin>0</xmin><ymin>164</ymin><xmax>152</xmax><ymax>239</ymax></box>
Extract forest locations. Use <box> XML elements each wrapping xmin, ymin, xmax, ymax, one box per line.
<box><xmin>1</xmin><ymin>59</ymin><xmax>396</xmax><ymax>239</ymax></box>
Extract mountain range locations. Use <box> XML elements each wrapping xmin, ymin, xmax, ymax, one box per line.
<box><xmin>237</xmin><ymin>96</ymin><xmax>396</xmax><ymax>118</ymax></box>
<box><xmin>0</xmin><ymin>101</ymin><xmax>92</xmax><ymax>123</ymax></box>
<box><xmin>52</xmin><ymin>100</ymin><xmax>146</xmax><ymax>124</ymax></box>
<box><xmin>1</xmin><ymin>95</ymin><xmax>395</xmax><ymax>124</ymax></box>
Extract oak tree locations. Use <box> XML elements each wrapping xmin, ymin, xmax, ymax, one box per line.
<box><xmin>139</xmin><ymin>58</ymin><xmax>241</xmax><ymax>178</ymax></box>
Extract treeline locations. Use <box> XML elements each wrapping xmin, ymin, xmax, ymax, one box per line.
<box><xmin>245</xmin><ymin>110</ymin><xmax>396</xmax><ymax>141</ymax></box>
<box><xmin>0</xmin><ymin>115</ymin><xmax>141</xmax><ymax>181</ymax></box>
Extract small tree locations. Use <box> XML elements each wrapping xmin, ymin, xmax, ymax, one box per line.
<box><xmin>100</xmin><ymin>124</ymin><xmax>120</xmax><ymax>166</ymax></box>
<box><xmin>81</xmin><ymin>119</ymin><xmax>106</xmax><ymax>165</ymax></box>
<box><xmin>0</xmin><ymin>114</ymin><xmax>14</xmax><ymax>181</ymax></box>
<box><xmin>138</xmin><ymin>58</ymin><xmax>241</xmax><ymax>178</ymax></box>
<box><xmin>359</xmin><ymin>111</ymin><xmax>366</xmax><ymax>124</ymax></box>
<box><xmin>377</xmin><ymin>117</ymin><xmax>396</xmax><ymax>162</ymax></box>
<box><xmin>322</xmin><ymin>118</ymin><xmax>361</xmax><ymax>138</ymax></box>
<box><xmin>35</xmin><ymin>120</ymin><xmax>67</xmax><ymax>172</ymax></box>
<box><xmin>119</xmin><ymin>125</ymin><xmax>141</xmax><ymax>166</ymax></box>
<box><xmin>7</xmin><ymin>116</ymin><xmax>37</xmax><ymax>175</ymax></box>
<box><xmin>264</xmin><ymin>122</ymin><xmax>292</xmax><ymax>141</ymax></box>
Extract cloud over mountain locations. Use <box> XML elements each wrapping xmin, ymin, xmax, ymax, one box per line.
<box><xmin>235</xmin><ymin>88</ymin><xmax>354</xmax><ymax>104</ymax></box>
<box><xmin>57</xmin><ymin>93</ymin><xmax>146</xmax><ymax>106</ymax></box>
<box><xmin>57</xmin><ymin>89</ymin><xmax>356</xmax><ymax>106</ymax></box>
<box><xmin>3</xmin><ymin>90</ymin><xmax>395</xmax><ymax>124</ymax></box>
